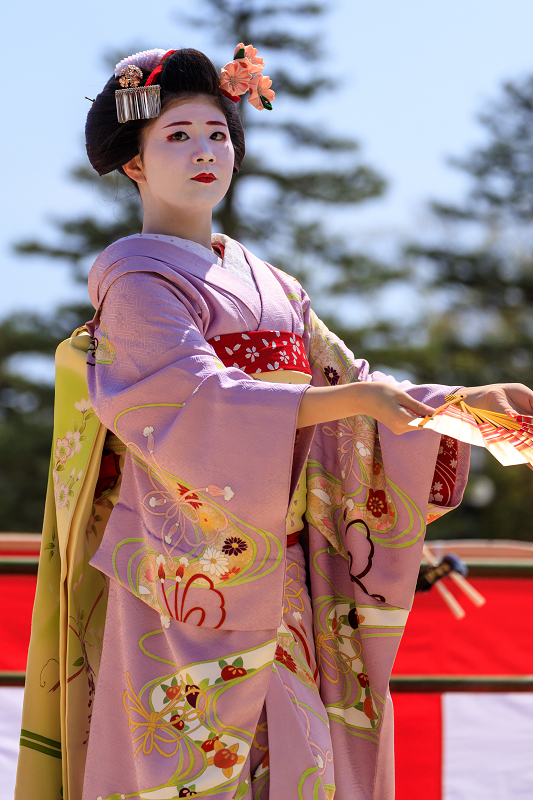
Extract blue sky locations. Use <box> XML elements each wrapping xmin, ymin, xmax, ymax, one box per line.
<box><xmin>3</xmin><ymin>0</ymin><xmax>533</xmax><ymax>322</ymax></box>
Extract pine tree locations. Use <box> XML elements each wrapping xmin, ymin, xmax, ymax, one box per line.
<box><xmin>2</xmin><ymin>0</ymin><xmax>394</xmax><ymax>532</ymax></box>
<box><xmin>403</xmin><ymin>75</ymin><xmax>533</xmax><ymax>540</ymax></box>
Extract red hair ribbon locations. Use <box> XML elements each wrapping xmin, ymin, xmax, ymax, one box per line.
<box><xmin>145</xmin><ymin>50</ymin><xmax>178</xmax><ymax>86</ymax></box>
<box><xmin>220</xmin><ymin>89</ymin><xmax>241</xmax><ymax>104</ymax></box>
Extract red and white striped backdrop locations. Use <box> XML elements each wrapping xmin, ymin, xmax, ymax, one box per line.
<box><xmin>392</xmin><ymin>576</ymin><xmax>533</xmax><ymax>799</ymax></box>
<box><xmin>1</xmin><ymin>542</ymin><xmax>533</xmax><ymax>799</ymax></box>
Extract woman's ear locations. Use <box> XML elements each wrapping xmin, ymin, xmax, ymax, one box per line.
<box><xmin>122</xmin><ymin>154</ymin><xmax>146</xmax><ymax>184</ymax></box>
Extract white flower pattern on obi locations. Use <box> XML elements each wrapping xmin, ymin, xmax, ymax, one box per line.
<box><xmin>199</xmin><ymin>547</ymin><xmax>230</xmax><ymax>577</ymax></box>
<box><xmin>245</xmin><ymin>346</ymin><xmax>258</xmax><ymax>362</ymax></box>
<box><xmin>289</xmin><ymin>334</ymin><xmax>301</xmax><ymax>352</ymax></box>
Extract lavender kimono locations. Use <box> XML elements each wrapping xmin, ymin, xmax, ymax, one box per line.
<box><xmin>63</xmin><ymin>234</ymin><xmax>467</xmax><ymax>800</ymax></box>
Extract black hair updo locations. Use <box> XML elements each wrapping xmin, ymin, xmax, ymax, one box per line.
<box><xmin>85</xmin><ymin>48</ymin><xmax>245</xmax><ymax>178</ymax></box>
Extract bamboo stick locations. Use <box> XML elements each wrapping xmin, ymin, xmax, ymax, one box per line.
<box><xmin>449</xmin><ymin>572</ymin><xmax>486</xmax><ymax>608</ymax></box>
<box><xmin>435</xmin><ymin>581</ymin><xmax>466</xmax><ymax>620</ymax></box>
<box><xmin>423</xmin><ymin>545</ymin><xmax>486</xmax><ymax>609</ymax></box>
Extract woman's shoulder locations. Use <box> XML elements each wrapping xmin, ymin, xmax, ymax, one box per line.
<box><xmin>88</xmin><ymin>235</ymin><xmax>210</xmax><ymax>310</ymax></box>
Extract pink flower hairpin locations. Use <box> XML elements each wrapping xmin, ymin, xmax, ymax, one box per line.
<box><xmin>219</xmin><ymin>43</ymin><xmax>275</xmax><ymax>110</ymax></box>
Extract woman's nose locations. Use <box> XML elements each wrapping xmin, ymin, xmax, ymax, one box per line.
<box><xmin>193</xmin><ymin>140</ymin><xmax>216</xmax><ymax>164</ymax></box>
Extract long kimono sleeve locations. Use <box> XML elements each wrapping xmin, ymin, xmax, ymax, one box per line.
<box><xmin>297</xmin><ymin>304</ymin><xmax>470</xmax><ymax>800</ymax></box>
<box><xmin>85</xmin><ymin>269</ymin><xmax>311</xmax><ymax>631</ymax></box>
<box><xmin>304</xmin><ymin>306</ymin><xmax>469</xmax><ymax>608</ymax></box>
<box><xmin>306</xmin><ymin>306</ymin><xmax>468</xmax><ymax>519</ymax></box>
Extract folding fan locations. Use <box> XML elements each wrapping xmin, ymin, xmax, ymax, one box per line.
<box><xmin>408</xmin><ymin>393</ymin><xmax>533</xmax><ymax>467</ymax></box>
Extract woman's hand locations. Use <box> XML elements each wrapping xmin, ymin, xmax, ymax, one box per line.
<box><xmin>296</xmin><ymin>381</ymin><xmax>435</xmax><ymax>433</ymax></box>
<box><xmin>355</xmin><ymin>382</ymin><xmax>436</xmax><ymax>434</ymax></box>
<box><xmin>462</xmin><ymin>383</ymin><xmax>533</xmax><ymax>417</ymax></box>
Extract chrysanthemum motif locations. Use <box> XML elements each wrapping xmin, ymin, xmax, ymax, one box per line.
<box><xmin>324</xmin><ymin>366</ymin><xmax>339</xmax><ymax>385</ymax></box>
<box><xmin>275</xmin><ymin>644</ymin><xmax>297</xmax><ymax>673</ymax></box>
<box><xmin>199</xmin><ymin>547</ymin><xmax>230</xmax><ymax>577</ymax></box>
<box><xmin>221</xmin><ymin>536</ymin><xmax>247</xmax><ymax>556</ymax></box>
<box><xmin>176</xmin><ymin>484</ymin><xmax>202</xmax><ymax>510</ymax></box>
<box><xmin>220</xmin><ymin>566</ymin><xmax>240</xmax><ymax>581</ymax></box>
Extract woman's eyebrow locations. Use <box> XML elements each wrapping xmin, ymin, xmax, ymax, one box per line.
<box><xmin>162</xmin><ymin>120</ymin><xmax>228</xmax><ymax>129</ymax></box>
<box><xmin>162</xmin><ymin>121</ymin><xmax>193</xmax><ymax>128</ymax></box>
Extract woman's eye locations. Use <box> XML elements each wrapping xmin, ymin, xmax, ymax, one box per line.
<box><xmin>169</xmin><ymin>131</ymin><xmax>190</xmax><ymax>141</ymax></box>
<box><xmin>210</xmin><ymin>131</ymin><xmax>226</xmax><ymax>141</ymax></box>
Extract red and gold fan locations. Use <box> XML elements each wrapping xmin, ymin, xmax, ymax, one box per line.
<box><xmin>408</xmin><ymin>393</ymin><xmax>533</xmax><ymax>467</ymax></box>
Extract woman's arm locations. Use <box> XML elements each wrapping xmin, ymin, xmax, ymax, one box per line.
<box><xmin>296</xmin><ymin>381</ymin><xmax>435</xmax><ymax>433</ymax></box>
<box><xmin>297</xmin><ymin>380</ymin><xmax>533</xmax><ymax>434</ymax></box>
<box><xmin>295</xmin><ymin>297</ymin><xmax>533</xmax><ymax>433</ymax></box>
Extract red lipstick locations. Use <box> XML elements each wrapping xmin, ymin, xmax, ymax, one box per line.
<box><xmin>192</xmin><ymin>173</ymin><xmax>216</xmax><ymax>183</ymax></box>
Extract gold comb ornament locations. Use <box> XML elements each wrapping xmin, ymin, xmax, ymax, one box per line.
<box><xmin>408</xmin><ymin>393</ymin><xmax>533</xmax><ymax>467</ymax></box>
<box><xmin>113</xmin><ymin>49</ymin><xmax>177</xmax><ymax>123</ymax></box>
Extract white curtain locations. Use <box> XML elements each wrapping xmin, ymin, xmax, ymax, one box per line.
<box><xmin>443</xmin><ymin>693</ymin><xmax>533</xmax><ymax>799</ymax></box>
<box><xmin>0</xmin><ymin>688</ymin><xmax>24</xmax><ymax>800</ymax></box>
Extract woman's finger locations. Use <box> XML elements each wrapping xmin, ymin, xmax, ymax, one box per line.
<box><xmin>399</xmin><ymin>397</ymin><xmax>435</xmax><ymax>419</ymax></box>
<box><xmin>487</xmin><ymin>389</ymin><xmax>525</xmax><ymax>417</ymax></box>
<box><xmin>507</xmin><ymin>386</ymin><xmax>533</xmax><ymax>415</ymax></box>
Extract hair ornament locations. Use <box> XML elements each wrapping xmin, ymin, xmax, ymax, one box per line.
<box><xmin>114</xmin><ymin>49</ymin><xmax>167</xmax><ymax>77</ymax></box>
<box><xmin>233</xmin><ymin>43</ymin><xmax>265</xmax><ymax>75</ymax></box>
<box><xmin>114</xmin><ymin>49</ymin><xmax>178</xmax><ymax>123</ymax></box>
<box><xmin>118</xmin><ymin>65</ymin><xmax>143</xmax><ymax>88</ymax></box>
<box><xmin>220</xmin><ymin>43</ymin><xmax>274</xmax><ymax>110</ymax></box>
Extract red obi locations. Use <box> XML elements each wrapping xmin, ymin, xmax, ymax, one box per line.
<box><xmin>207</xmin><ymin>330</ymin><xmax>312</xmax><ymax>376</ymax></box>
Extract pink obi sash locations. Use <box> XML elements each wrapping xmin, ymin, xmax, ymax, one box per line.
<box><xmin>207</xmin><ymin>330</ymin><xmax>312</xmax><ymax>377</ymax></box>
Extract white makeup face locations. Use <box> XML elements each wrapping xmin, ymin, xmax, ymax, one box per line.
<box><xmin>137</xmin><ymin>95</ymin><xmax>235</xmax><ymax>214</ymax></box>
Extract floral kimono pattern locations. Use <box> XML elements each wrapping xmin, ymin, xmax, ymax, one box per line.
<box><xmin>15</xmin><ymin>235</ymin><xmax>469</xmax><ymax>800</ymax></box>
